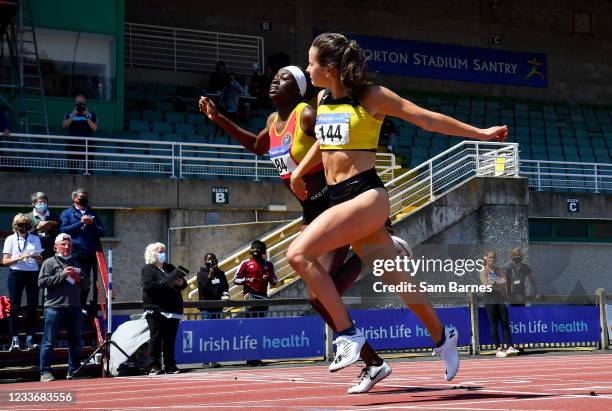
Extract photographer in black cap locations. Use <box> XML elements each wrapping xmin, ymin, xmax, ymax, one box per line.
<box><xmin>62</xmin><ymin>94</ymin><xmax>98</xmax><ymax>173</ymax></box>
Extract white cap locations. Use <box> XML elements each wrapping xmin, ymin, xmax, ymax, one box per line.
<box><xmin>281</xmin><ymin>65</ymin><xmax>307</xmax><ymax>97</ymax></box>
<box><xmin>55</xmin><ymin>233</ymin><xmax>72</xmax><ymax>244</ymax></box>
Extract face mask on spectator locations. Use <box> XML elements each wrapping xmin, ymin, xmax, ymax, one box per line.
<box><xmin>35</xmin><ymin>202</ymin><xmax>48</xmax><ymax>212</ymax></box>
<box><xmin>205</xmin><ymin>257</ymin><xmax>218</xmax><ymax>269</ymax></box>
<box><xmin>16</xmin><ymin>223</ymin><xmax>28</xmax><ymax>234</ymax></box>
<box><xmin>512</xmin><ymin>257</ymin><xmax>522</xmax><ymax>264</ymax></box>
<box><xmin>57</xmin><ymin>252</ymin><xmax>73</xmax><ymax>261</ymax></box>
<box><xmin>157</xmin><ymin>252</ymin><xmax>167</xmax><ymax>263</ymax></box>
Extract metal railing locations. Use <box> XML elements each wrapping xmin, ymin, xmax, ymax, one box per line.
<box><xmin>520</xmin><ymin>159</ymin><xmax>612</xmax><ymax>193</ymax></box>
<box><xmin>387</xmin><ymin>141</ymin><xmax>519</xmax><ymax>219</ymax></box>
<box><xmin>0</xmin><ymin>133</ymin><xmax>397</xmax><ymax>181</ymax></box>
<box><xmin>125</xmin><ymin>22</ymin><xmax>264</xmax><ymax>75</ymax></box>
<box><xmin>186</xmin><ymin>141</ymin><xmax>520</xmax><ymax>300</ymax></box>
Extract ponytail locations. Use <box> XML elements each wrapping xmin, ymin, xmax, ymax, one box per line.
<box><xmin>312</xmin><ymin>33</ymin><xmax>370</xmax><ymax>100</ymax></box>
<box><xmin>340</xmin><ymin>40</ymin><xmax>369</xmax><ymax>100</ymax></box>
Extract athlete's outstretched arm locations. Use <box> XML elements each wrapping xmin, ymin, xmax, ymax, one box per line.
<box><xmin>366</xmin><ymin>86</ymin><xmax>508</xmax><ymax>142</ymax></box>
<box><xmin>199</xmin><ymin>96</ymin><xmax>271</xmax><ymax>156</ymax></box>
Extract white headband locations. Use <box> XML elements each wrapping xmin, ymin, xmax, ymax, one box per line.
<box><xmin>282</xmin><ymin>65</ymin><xmax>307</xmax><ymax>97</ymax></box>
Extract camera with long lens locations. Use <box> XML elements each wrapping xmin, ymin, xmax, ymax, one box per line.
<box><xmin>75</xmin><ymin>102</ymin><xmax>87</xmax><ymax>114</ymax></box>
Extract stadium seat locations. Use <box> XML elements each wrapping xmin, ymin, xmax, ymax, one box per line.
<box><xmin>176</xmin><ymin>123</ymin><xmax>195</xmax><ymax>136</ymax></box>
<box><xmin>156</xmin><ymin>101</ymin><xmax>175</xmax><ymax>112</ymax></box>
<box><xmin>197</xmin><ymin>125</ymin><xmax>215</xmax><ymax>138</ymax></box>
<box><xmin>139</xmin><ymin>132</ymin><xmax>160</xmax><ymax>141</ymax></box>
<box><xmin>126</xmin><ymin>110</ymin><xmax>141</xmax><ymax>121</ymax></box>
<box><xmin>162</xmin><ymin>133</ymin><xmax>184</xmax><ymax>142</ymax></box>
<box><xmin>166</xmin><ymin>112</ymin><xmax>186</xmax><ymax>124</ymax></box>
<box><xmin>548</xmin><ymin>146</ymin><xmax>564</xmax><ymax>161</ymax></box>
<box><xmin>158</xmin><ymin>83</ymin><xmax>178</xmax><ymax>96</ymax></box>
<box><xmin>398</xmin><ymin>135</ymin><xmax>414</xmax><ymax>148</ymax></box>
<box><xmin>152</xmin><ymin>121</ymin><xmax>172</xmax><ymax>134</ymax></box>
<box><xmin>129</xmin><ymin>120</ymin><xmax>150</xmax><ymax>133</ymax></box>
<box><xmin>187</xmin><ymin>113</ymin><xmax>207</xmax><ymax>126</ymax></box>
<box><xmin>143</xmin><ymin>110</ymin><xmax>163</xmax><ymax>122</ymax></box>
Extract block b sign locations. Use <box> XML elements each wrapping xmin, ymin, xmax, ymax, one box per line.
<box><xmin>212</xmin><ymin>187</ymin><xmax>229</xmax><ymax>204</ymax></box>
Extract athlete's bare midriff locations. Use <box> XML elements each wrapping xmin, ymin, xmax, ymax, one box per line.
<box><xmin>322</xmin><ymin>150</ymin><xmax>376</xmax><ymax>185</ymax></box>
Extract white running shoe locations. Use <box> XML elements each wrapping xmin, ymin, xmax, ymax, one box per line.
<box><xmin>432</xmin><ymin>327</ymin><xmax>460</xmax><ymax>381</ymax></box>
<box><xmin>329</xmin><ymin>328</ymin><xmax>366</xmax><ymax>372</ymax></box>
<box><xmin>505</xmin><ymin>346</ymin><xmax>519</xmax><ymax>356</ymax></box>
<box><xmin>347</xmin><ymin>362</ymin><xmax>392</xmax><ymax>394</ymax></box>
<box><xmin>391</xmin><ymin>235</ymin><xmax>413</xmax><ymax>258</ymax></box>
<box><xmin>496</xmin><ymin>348</ymin><xmax>508</xmax><ymax>358</ymax></box>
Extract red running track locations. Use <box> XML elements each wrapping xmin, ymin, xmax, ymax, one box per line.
<box><xmin>2</xmin><ymin>353</ymin><xmax>612</xmax><ymax>410</ymax></box>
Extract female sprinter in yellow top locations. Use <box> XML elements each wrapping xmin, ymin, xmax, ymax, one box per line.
<box><xmin>288</xmin><ymin>33</ymin><xmax>508</xmax><ymax>381</ymax></box>
<box><xmin>199</xmin><ymin>66</ymin><xmax>398</xmax><ymax>393</ymax></box>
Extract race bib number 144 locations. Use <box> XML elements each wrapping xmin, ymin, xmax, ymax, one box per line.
<box><xmin>316</xmin><ymin>112</ymin><xmax>350</xmax><ymax>145</ymax></box>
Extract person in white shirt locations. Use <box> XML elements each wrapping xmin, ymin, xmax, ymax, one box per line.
<box><xmin>2</xmin><ymin>213</ymin><xmax>44</xmax><ymax>352</ymax></box>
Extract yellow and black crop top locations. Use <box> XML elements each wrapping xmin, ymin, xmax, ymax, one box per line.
<box><xmin>315</xmin><ymin>90</ymin><xmax>382</xmax><ymax>151</ymax></box>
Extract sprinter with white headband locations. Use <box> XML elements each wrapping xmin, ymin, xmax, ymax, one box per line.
<box><xmin>199</xmin><ymin>65</ymin><xmax>407</xmax><ymax>391</ymax></box>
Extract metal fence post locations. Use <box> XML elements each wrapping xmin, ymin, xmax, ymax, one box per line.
<box><xmin>254</xmin><ymin>156</ymin><xmax>260</xmax><ymax>182</ymax></box>
<box><xmin>594</xmin><ymin>164</ymin><xmax>600</xmax><ymax>193</ymax></box>
<box><xmin>325</xmin><ymin>323</ymin><xmax>334</xmax><ymax>361</ymax></box>
<box><xmin>475</xmin><ymin>142</ymin><xmax>480</xmax><ymax>174</ymax></box>
<box><xmin>514</xmin><ymin>143</ymin><xmax>520</xmax><ymax>177</ymax></box>
<box><xmin>173</xmin><ymin>29</ymin><xmax>177</xmax><ymax>71</ymax></box>
<box><xmin>537</xmin><ymin>161</ymin><xmax>542</xmax><ymax>191</ymax></box>
<box><xmin>428</xmin><ymin>160</ymin><xmax>434</xmax><ymax>200</ymax></box>
<box><xmin>597</xmin><ymin>288</ymin><xmax>609</xmax><ymax>350</ymax></box>
<box><xmin>170</xmin><ymin>143</ymin><xmax>176</xmax><ymax>178</ymax></box>
<box><xmin>469</xmin><ymin>292</ymin><xmax>480</xmax><ymax>355</ymax></box>
<box><xmin>178</xmin><ymin>144</ymin><xmax>183</xmax><ymax>179</ymax></box>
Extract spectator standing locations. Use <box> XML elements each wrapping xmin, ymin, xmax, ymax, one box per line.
<box><xmin>141</xmin><ymin>242</ymin><xmax>187</xmax><ymax>375</ymax></box>
<box><xmin>61</xmin><ymin>94</ymin><xmax>98</xmax><ymax>173</ymax></box>
<box><xmin>221</xmin><ymin>73</ymin><xmax>247</xmax><ymax>124</ymax></box>
<box><xmin>27</xmin><ymin>192</ymin><xmax>60</xmax><ymax>260</ymax></box>
<box><xmin>209</xmin><ymin>61</ymin><xmax>230</xmax><ymax>94</ymax></box>
<box><xmin>234</xmin><ymin>240</ymin><xmax>277</xmax><ymax>366</ymax></box>
<box><xmin>380</xmin><ymin>117</ymin><xmax>398</xmax><ymax>154</ymax></box>
<box><xmin>59</xmin><ymin>188</ymin><xmax>105</xmax><ymax>308</ymax></box>
<box><xmin>234</xmin><ymin>240</ymin><xmax>277</xmax><ymax>315</ymax></box>
<box><xmin>38</xmin><ymin>233</ymin><xmax>88</xmax><ymax>382</ymax></box>
<box><xmin>480</xmin><ymin>250</ymin><xmax>518</xmax><ymax>357</ymax></box>
<box><xmin>0</xmin><ymin>103</ymin><xmax>10</xmax><ymax>135</ymax></box>
<box><xmin>2</xmin><ymin>214</ymin><xmax>43</xmax><ymax>352</ymax></box>
<box><xmin>62</xmin><ymin>94</ymin><xmax>98</xmax><ymax>137</ymax></box>
<box><xmin>505</xmin><ymin>248</ymin><xmax>538</xmax><ymax>301</ymax></box>
<box><xmin>258</xmin><ymin>64</ymin><xmax>274</xmax><ymax>109</ymax></box>
<box><xmin>197</xmin><ymin>253</ymin><xmax>229</xmax><ymax>319</ymax></box>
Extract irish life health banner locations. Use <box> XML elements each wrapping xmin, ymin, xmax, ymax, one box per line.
<box><xmin>175</xmin><ymin>316</ymin><xmax>325</xmax><ymax>364</ymax></box>
<box><xmin>350</xmin><ymin>33</ymin><xmax>547</xmax><ymax>88</ymax></box>
<box><xmin>478</xmin><ymin>305</ymin><xmax>599</xmax><ymax>345</ymax></box>
<box><xmin>349</xmin><ymin>307</ymin><xmax>472</xmax><ymax>350</ymax></box>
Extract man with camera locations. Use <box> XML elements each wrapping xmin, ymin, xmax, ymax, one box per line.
<box><xmin>63</xmin><ymin>94</ymin><xmax>98</xmax><ymax>137</ymax></box>
<box><xmin>62</xmin><ymin>94</ymin><xmax>98</xmax><ymax>173</ymax></box>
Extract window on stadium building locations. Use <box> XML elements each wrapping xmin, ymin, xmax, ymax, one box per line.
<box><xmin>34</xmin><ymin>28</ymin><xmax>115</xmax><ymax>100</ymax></box>
<box><xmin>529</xmin><ymin>218</ymin><xmax>612</xmax><ymax>243</ymax></box>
